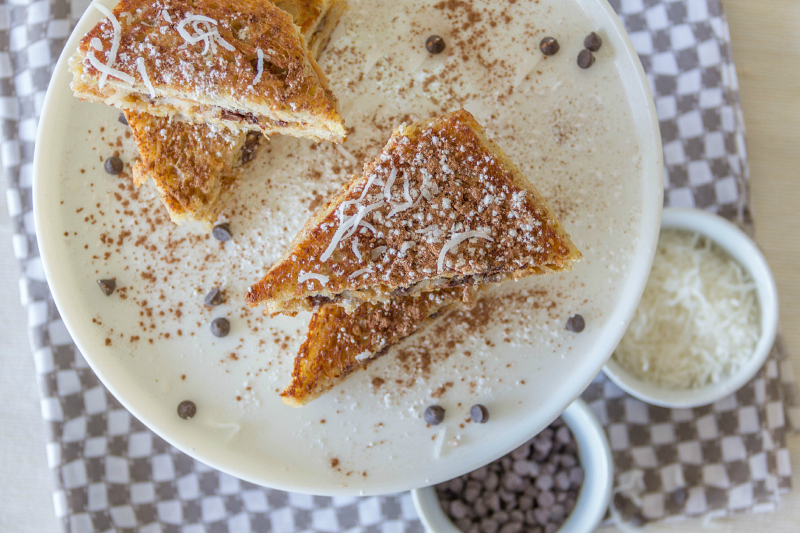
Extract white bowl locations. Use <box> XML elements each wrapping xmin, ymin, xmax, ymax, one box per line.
<box><xmin>602</xmin><ymin>207</ymin><xmax>779</xmax><ymax>408</ymax></box>
<box><xmin>412</xmin><ymin>399</ymin><xmax>613</xmax><ymax>533</ymax></box>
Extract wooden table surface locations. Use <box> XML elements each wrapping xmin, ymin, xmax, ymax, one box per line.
<box><xmin>602</xmin><ymin>1</ymin><xmax>800</xmax><ymax>531</ymax></box>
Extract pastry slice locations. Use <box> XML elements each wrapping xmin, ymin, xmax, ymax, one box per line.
<box><xmin>126</xmin><ymin>110</ymin><xmax>262</xmax><ymax>227</ymax></box>
<box><xmin>273</xmin><ymin>0</ymin><xmax>347</xmax><ymax>59</ymax></box>
<box><xmin>282</xmin><ymin>288</ymin><xmax>469</xmax><ymax>407</ymax></box>
<box><xmin>125</xmin><ymin>0</ymin><xmax>346</xmax><ymax>227</ymax></box>
<box><xmin>246</xmin><ymin>109</ymin><xmax>581</xmax><ymax>316</ymax></box>
<box><xmin>69</xmin><ymin>0</ymin><xmax>345</xmax><ymax>143</ymax></box>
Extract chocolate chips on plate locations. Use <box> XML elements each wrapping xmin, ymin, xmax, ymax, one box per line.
<box><xmin>426</xmin><ymin>35</ymin><xmax>446</xmax><ymax>54</ymax></box>
<box><xmin>177</xmin><ymin>400</ymin><xmax>197</xmax><ymax>419</ymax></box>
<box><xmin>539</xmin><ymin>37</ymin><xmax>560</xmax><ymax>56</ymax></box>
<box><xmin>577</xmin><ymin>49</ymin><xmax>595</xmax><ymax>69</ymax></box>
<box><xmin>583</xmin><ymin>31</ymin><xmax>602</xmax><ymax>52</ymax></box>
<box><xmin>470</xmin><ymin>404</ymin><xmax>490</xmax><ymax>424</ymax></box>
<box><xmin>425</xmin><ymin>405</ymin><xmax>446</xmax><ymax>425</ymax></box>
<box><xmin>565</xmin><ymin>314</ymin><xmax>585</xmax><ymax>333</ymax></box>
<box><xmin>204</xmin><ymin>287</ymin><xmax>224</xmax><ymax>307</ymax></box>
<box><xmin>212</xmin><ymin>223</ymin><xmax>232</xmax><ymax>242</ymax></box>
<box><xmin>210</xmin><ymin>317</ymin><xmax>230</xmax><ymax>337</ymax></box>
<box><xmin>437</xmin><ymin>418</ymin><xmax>584</xmax><ymax>533</ymax></box>
<box><xmin>97</xmin><ymin>278</ymin><xmax>116</xmax><ymax>296</ymax></box>
<box><xmin>104</xmin><ymin>156</ymin><xmax>124</xmax><ymax>175</ymax></box>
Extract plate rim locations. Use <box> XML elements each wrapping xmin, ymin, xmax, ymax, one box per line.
<box><xmin>33</xmin><ymin>0</ymin><xmax>663</xmax><ymax>495</ymax></box>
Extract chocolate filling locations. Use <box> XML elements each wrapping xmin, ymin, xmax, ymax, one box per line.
<box><xmin>220</xmin><ymin>109</ymin><xmax>260</xmax><ymax>125</ymax></box>
<box><xmin>304</xmin><ymin>269</ymin><xmax>510</xmax><ymax>309</ymax></box>
<box><xmin>391</xmin><ymin>269</ymin><xmax>509</xmax><ymax>296</ymax></box>
<box><xmin>307</xmin><ymin>295</ymin><xmax>340</xmax><ymax>308</ymax></box>
<box><xmin>239</xmin><ymin>132</ymin><xmax>262</xmax><ymax>164</ymax></box>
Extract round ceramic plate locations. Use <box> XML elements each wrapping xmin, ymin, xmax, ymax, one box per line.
<box><xmin>34</xmin><ymin>0</ymin><xmax>662</xmax><ymax>495</ymax></box>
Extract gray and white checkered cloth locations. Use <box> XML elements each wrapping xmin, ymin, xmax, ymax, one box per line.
<box><xmin>1</xmin><ymin>0</ymin><xmax>795</xmax><ymax>531</ymax></box>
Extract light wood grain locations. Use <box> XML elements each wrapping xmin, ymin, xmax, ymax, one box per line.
<box><xmin>604</xmin><ymin>1</ymin><xmax>800</xmax><ymax>531</ymax></box>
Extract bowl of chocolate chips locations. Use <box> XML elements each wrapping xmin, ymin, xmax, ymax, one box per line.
<box><xmin>412</xmin><ymin>399</ymin><xmax>612</xmax><ymax>533</ymax></box>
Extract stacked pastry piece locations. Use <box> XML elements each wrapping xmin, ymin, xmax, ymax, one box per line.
<box><xmin>247</xmin><ymin>109</ymin><xmax>582</xmax><ymax>406</ymax></box>
<box><xmin>69</xmin><ymin>0</ymin><xmax>346</xmax><ymax>227</ymax></box>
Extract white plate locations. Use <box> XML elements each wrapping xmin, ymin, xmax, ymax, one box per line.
<box><xmin>34</xmin><ymin>0</ymin><xmax>662</xmax><ymax>495</ymax></box>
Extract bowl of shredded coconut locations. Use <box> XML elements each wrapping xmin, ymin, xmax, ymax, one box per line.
<box><xmin>603</xmin><ymin>208</ymin><xmax>778</xmax><ymax>408</ymax></box>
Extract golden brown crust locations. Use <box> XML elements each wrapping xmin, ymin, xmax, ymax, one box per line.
<box><xmin>281</xmin><ymin>288</ymin><xmax>469</xmax><ymax>406</ymax></box>
<box><xmin>69</xmin><ymin>0</ymin><xmax>345</xmax><ymax>142</ymax></box>
<box><xmin>126</xmin><ymin>110</ymin><xmax>260</xmax><ymax>227</ymax></box>
<box><xmin>246</xmin><ymin>109</ymin><xmax>582</xmax><ymax>315</ymax></box>
<box><xmin>273</xmin><ymin>0</ymin><xmax>342</xmax><ymax>45</ymax></box>
<box><xmin>124</xmin><ymin>0</ymin><xmax>344</xmax><ymax>228</ymax></box>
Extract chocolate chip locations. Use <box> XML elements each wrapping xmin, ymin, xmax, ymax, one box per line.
<box><xmin>212</xmin><ymin>223</ymin><xmax>232</xmax><ymax>242</ymax></box>
<box><xmin>426</xmin><ymin>35</ymin><xmax>446</xmax><ymax>54</ymax></box>
<box><xmin>210</xmin><ymin>317</ymin><xmax>230</xmax><ymax>337</ymax></box>
<box><xmin>177</xmin><ymin>400</ymin><xmax>196</xmax><ymax>419</ymax></box>
<box><xmin>97</xmin><ymin>278</ymin><xmax>116</xmax><ymax>296</ymax></box>
<box><xmin>450</xmin><ymin>500</ymin><xmax>471</xmax><ymax>519</ymax></box>
<box><xmin>471</xmin><ymin>404</ymin><xmax>490</xmax><ymax>423</ymax></box>
<box><xmin>577</xmin><ymin>49</ymin><xmax>595</xmax><ymax>69</ymax></box>
<box><xmin>539</xmin><ymin>37</ymin><xmax>559</xmax><ymax>56</ymax></box>
<box><xmin>424</xmin><ymin>405</ymin><xmax>445</xmax><ymax>425</ymax></box>
<box><xmin>481</xmin><ymin>518</ymin><xmax>499</xmax><ymax>533</ymax></box>
<box><xmin>118</xmin><ymin>112</ymin><xmax>128</xmax><ymax>126</ymax></box>
<box><xmin>204</xmin><ymin>287</ymin><xmax>224</xmax><ymax>307</ymax></box>
<box><xmin>565</xmin><ymin>314</ymin><xmax>585</xmax><ymax>332</ymax></box>
<box><xmin>584</xmin><ymin>31</ymin><xmax>602</xmax><ymax>52</ymax></box>
<box><xmin>437</xmin><ymin>416</ymin><xmax>582</xmax><ymax>532</ymax></box>
<box><xmin>104</xmin><ymin>156</ymin><xmax>123</xmax><ymax>175</ymax></box>
<box><xmin>555</xmin><ymin>426</ymin><xmax>571</xmax><ymax>444</ymax></box>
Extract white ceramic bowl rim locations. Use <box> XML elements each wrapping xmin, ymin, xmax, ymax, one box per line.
<box><xmin>411</xmin><ymin>398</ymin><xmax>613</xmax><ymax>533</ymax></box>
<box><xmin>603</xmin><ymin>207</ymin><xmax>779</xmax><ymax>408</ymax></box>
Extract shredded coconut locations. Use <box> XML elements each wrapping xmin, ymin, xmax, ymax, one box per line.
<box><xmin>433</xmin><ymin>427</ymin><xmax>448</xmax><ymax>459</ymax></box>
<box><xmin>349</xmin><ymin>267</ymin><xmax>374</xmax><ymax>279</ymax></box>
<box><xmin>90</xmin><ymin>3</ymin><xmax>123</xmax><ymax>89</ymax></box>
<box><xmin>335</xmin><ymin>145</ymin><xmax>358</xmax><ymax>165</ymax></box>
<box><xmin>613</xmin><ymin>230</ymin><xmax>760</xmax><ymax>389</ymax></box>
<box><xmin>437</xmin><ymin>231</ymin><xmax>494</xmax><ymax>272</ymax></box>
<box><xmin>297</xmin><ymin>272</ymin><xmax>329</xmax><ymax>285</ymax></box>
<box><xmin>383</xmin><ymin>168</ymin><xmax>398</xmax><ymax>201</ymax></box>
<box><xmin>399</xmin><ymin>241</ymin><xmax>416</xmax><ymax>255</ymax></box>
<box><xmin>321</xmin><ymin>202</ymin><xmax>385</xmax><ymax>262</ymax></box>
<box><xmin>86</xmin><ymin>51</ymin><xmax>135</xmax><ymax>86</ymax></box>
<box><xmin>135</xmin><ymin>57</ymin><xmax>155</xmax><ymax>98</ymax></box>
<box><xmin>252</xmin><ymin>48</ymin><xmax>265</xmax><ymax>85</ymax></box>
<box><xmin>370</xmin><ymin>246</ymin><xmax>387</xmax><ymax>260</ymax></box>
<box><xmin>176</xmin><ymin>14</ymin><xmax>232</xmax><ymax>55</ymax></box>
<box><xmin>388</xmin><ymin>176</ymin><xmax>414</xmax><ymax>218</ymax></box>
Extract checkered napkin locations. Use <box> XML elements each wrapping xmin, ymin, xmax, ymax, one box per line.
<box><xmin>1</xmin><ymin>0</ymin><xmax>795</xmax><ymax>531</ymax></box>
